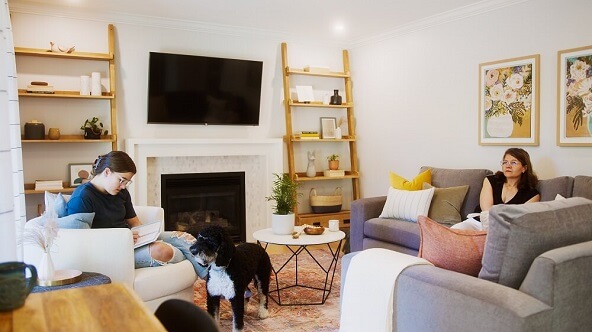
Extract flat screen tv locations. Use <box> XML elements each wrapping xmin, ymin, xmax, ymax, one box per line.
<box><xmin>147</xmin><ymin>52</ymin><xmax>263</xmax><ymax>125</ymax></box>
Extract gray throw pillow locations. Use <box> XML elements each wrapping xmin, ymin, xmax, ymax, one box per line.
<box><xmin>479</xmin><ymin>197</ymin><xmax>592</xmax><ymax>289</ymax></box>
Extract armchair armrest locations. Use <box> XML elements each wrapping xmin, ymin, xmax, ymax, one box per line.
<box><xmin>396</xmin><ymin>265</ymin><xmax>552</xmax><ymax>331</ymax></box>
<box><xmin>350</xmin><ymin>196</ymin><xmax>387</xmax><ymax>252</ymax></box>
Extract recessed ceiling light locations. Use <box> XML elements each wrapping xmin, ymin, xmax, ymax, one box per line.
<box><xmin>334</xmin><ymin>23</ymin><xmax>345</xmax><ymax>33</ymax></box>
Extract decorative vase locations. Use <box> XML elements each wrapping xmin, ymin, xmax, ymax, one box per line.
<box><xmin>306</xmin><ymin>151</ymin><xmax>316</xmax><ymax>177</ymax></box>
<box><xmin>486</xmin><ymin>113</ymin><xmax>513</xmax><ymax>138</ymax></box>
<box><xmin>329</xmin><ymin>89</ymin><xmax>342</xmax><ymax>105</ymax></box>
<box><xmin>38</xmin><ymin>251</ymin><xmax>55</xmax><ymax>281</ymax></box>
<box><xmin>48</xmin><ymin>128</ymin><xmax>60</xmax><ymax>140</ymax></box>
<box><xmin>335</xmin><ymin>127</ymin><xmax>342</xmax><ymax>139</ymax></box>
<box><xmin>329</xmin><ymin>160</ymin><xmax>339</xmax><ymax>170</ymax></box>
<box><xmin>271</xmin><ymin>213</ymin><xmax>295</xmax><ymax>235</ymax></box>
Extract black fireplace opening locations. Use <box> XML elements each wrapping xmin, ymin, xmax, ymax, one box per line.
<box><xmin>161</xmin><ymin>172</ymin><xmax>246</xmax><ymax>242</ymax></box>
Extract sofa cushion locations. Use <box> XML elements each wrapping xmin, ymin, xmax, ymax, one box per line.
<box><xmin>536</xmin><ymin>176</ymin><xmax>574</xmax><ymax>201</ymax></box>
<box><xmin>364</xmin><ymin>217</ymin><xmax>421</xmax><ymax>251</ymax></box>
<box><xmin>420</xmin><ymin>167</ymin><xmax>492</xmax><ymax>219</ymax></box>
<box><xmin>479</xmin><ymin>197</ymin><xmax>592</xmax><ymax>288</ymax></box>
<box><xmin>418</xmin><ymin>215</ymin><xmax>487</xmax><ymax>276</ymax></box>
<box><xmin>44</xmin><ymin>191</ymin><xmax>69</xmax><ymax>217</ymax></box>
<box><xmin>389</xmin><ymin>169</ymin><xmax>431</xmax><ymax>190</ymax></box>
<box><xmin>423</xmin><ymin>183</ymin><xmax>469</xmax><ymax>226</ymax></box>
<box><xmin>379</xmin><ymin>187</ymin><xmax>434</xmax><ymax>222</ymax></box>
<box><xmin>573</xmin><ymin>175</ymin><xmax>592</xmax><ymax>199</ymax></box>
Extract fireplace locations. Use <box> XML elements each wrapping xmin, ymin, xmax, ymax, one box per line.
<box><xmin>161</xmin><ymin>172</ymin><xmax>246</xmax><ymax>242</ymax></box>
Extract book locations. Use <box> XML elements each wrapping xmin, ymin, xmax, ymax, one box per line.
<box><xmin>324</xmin><ymin>169</ymin><xmax>345</xmax><ymax>177</ymax></box>
<box><xmin>132</xmin><ymin>222</ymin><xmax>162</xmax><ymax>248</ymax></box>
<box><xmin>35</xmin><ymin>180</ymin><xmax>64</xmax><ymax>190</ymax></box>
<box><xmin>26</xmin><ymin>85</ymin><xmax>55</xmax><ymax>94</ymax></box>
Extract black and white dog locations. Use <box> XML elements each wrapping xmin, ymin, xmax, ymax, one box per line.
<box><xmin>190</xmin><ymin>225</ymin><xmax>271</xmax><ymax>332</ymax></box>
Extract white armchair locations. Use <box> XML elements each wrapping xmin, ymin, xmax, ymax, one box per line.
<box><xmin>23</xmin><ymin>206</ymin><xmax>198</xmax><ymax>311</ymax></box>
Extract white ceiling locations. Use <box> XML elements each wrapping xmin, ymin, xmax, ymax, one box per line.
<box><xmin>9</xmin><ymin>0</ymin><xmax>521</xmax><ymax>44</ymax></box>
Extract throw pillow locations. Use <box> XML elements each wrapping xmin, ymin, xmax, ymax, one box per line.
<box><xmin>422</xmin><ymin>183</ymin><xmax>469</xmax><ymax>226</ymax></box>
<box><xmin>44</xmin><ymin>191</ymin><xmax>69</xmax><ymax>218</ymax></box>
<box><xmin>418</xmin><ymin>215</ymin><xmax>487</xmax><ymax>276</ymax></box>
<box><xmin>379</xmin><ymin>187</ymin><xmax>435</xmax><ymax>222</ymax></box>
<box><xmin>389</xmin><ymin>169</ymin><xmax>431</xmax><ymax>191</ymax></box>
<box><xmin>39</xmin><ymin>212</ymin><xmax>95</xmax><ymax>229</ymax></box>
<box><xmin>479</xmin><ymin>197</ymin><xmax>592</xmax><ymax>289</ymax></box>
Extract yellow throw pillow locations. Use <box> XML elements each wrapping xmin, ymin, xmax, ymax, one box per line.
<box><xmin>389</xmin><ymin>169</ymin><xmax>431</xmax><ymax>191</ymax></box>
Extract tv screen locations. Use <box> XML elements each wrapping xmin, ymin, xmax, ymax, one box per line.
<box><xmin>147</xmin><ymin>52</ymin><xmax>263</xmax><ymax>125</ymax></box>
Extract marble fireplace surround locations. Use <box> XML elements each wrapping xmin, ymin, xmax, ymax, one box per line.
<box><xmin>125</xmin><ymin>138</ymin><xmax>283</xmax><ymax>242</ymax></box>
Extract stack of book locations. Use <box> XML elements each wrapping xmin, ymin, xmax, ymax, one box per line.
<box><xmin>26</xmin><ymin>81</ymin><xmax>55</xmax><ymax>94</ymax></box>
<box><xmin>295</xmin><ymin>131</ymin><xmax>320</xmax><ymax>140</ymax></box>
<box><xmin>324</xmin><ymin>170</ymin><xmax>345</xmax><ymax>177</ymax></box>
<box><xmin>35</xmin><ymin>180</ymin><xmax>64</xmax><ymax>191</ymax></box>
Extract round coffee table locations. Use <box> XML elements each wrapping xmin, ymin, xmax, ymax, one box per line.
<box><xmin>253</xmin><ymin>227</ymin><xmax>345</xmax><ymax>306</ymax></box>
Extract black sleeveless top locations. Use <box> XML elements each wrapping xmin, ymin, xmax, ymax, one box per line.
<box><xmin>474</xmin><ymin>174</ymin><xmax>539</xmax><ymax>213</ymax></box>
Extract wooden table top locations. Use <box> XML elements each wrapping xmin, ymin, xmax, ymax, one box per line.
<box><xmin>0</xmin><ymin>283</ymin><xmax>166</xmax><ymax>332</ymax></box>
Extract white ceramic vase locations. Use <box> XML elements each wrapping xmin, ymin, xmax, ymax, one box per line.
<box><xmin>38</xmin><ymin>251</ymin><xmax>55</xmax><ymax>281</ymax></box>
<box><xmin>486</xmin><ymin>112</ymin><xmax>513</xmax><ymax>138</ymax></box>
<box><xmin>271</xmin><ymin>213</ymin><xmax>295</xmax><ymax>235</ymax></box>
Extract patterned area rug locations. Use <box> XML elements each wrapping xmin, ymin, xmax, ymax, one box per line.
<box><xmin>194</xmin><ymin>248</ymin><xmax>342</xmax><ymax>331</ymax></box>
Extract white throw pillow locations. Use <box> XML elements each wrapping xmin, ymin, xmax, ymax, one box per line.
<box><xmin>379</xmin><ymin>187</ymin><xmax>435</xmax><ymax>222</ymax></box>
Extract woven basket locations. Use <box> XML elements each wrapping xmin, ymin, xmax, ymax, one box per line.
<box><xmin>310</xmin><ymin>187</ymin><xmax>342</xmax><ymax>213</ymax></box>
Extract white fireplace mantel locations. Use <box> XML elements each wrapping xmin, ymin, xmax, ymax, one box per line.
<box><xmin>126</xmin><ymin>138</ymin><xmax>283</xmax><ymax>205</ymax></box>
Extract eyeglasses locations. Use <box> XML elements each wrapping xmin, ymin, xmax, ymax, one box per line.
<box><xmin>501</xmin><ymin>160</ymin><xmax>521</xmax><ymax>167</ymax></box>
<box><xmin>116</xmin><ymin>174</ymin><xmax>133</xmax><ymax>187</ymax></box>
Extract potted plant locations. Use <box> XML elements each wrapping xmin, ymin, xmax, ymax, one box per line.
<box><xmin>266</xmin><ymin>173</ymin><xmax>300</xmax><ymax>234</ymax></box>
<box><xmin>80</xmin><ymin>117</ymin><xmax>108</xmax><ymax>139</ymax></box>
<box><xmin>327</xmin><ymin>154</ymin><xmax>339</xmax><ymax>170</ymax></box>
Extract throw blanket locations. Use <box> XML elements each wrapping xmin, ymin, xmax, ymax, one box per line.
<box><xmin>340</xmin><ymin>248</ymin><xmax>433</xmax><ymax>332</ymax></box>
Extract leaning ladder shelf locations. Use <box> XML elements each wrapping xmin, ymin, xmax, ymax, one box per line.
<box><xmin>280</xmin><ymin>42</ymin><xmax>361</xmax><ymax>229</ymax></box>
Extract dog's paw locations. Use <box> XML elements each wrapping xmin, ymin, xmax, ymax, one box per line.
<box><xmin>258</xmin><ymin>307</ymin><xmax>269</xmax><ymax>319</ymax></box>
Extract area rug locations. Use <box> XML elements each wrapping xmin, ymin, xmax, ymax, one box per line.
<box><xmin>194</xmin><ymin>248</ymin><xmax>342</xmax><ymax>331</ymax></box>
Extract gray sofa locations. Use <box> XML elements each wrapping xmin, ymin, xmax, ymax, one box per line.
<box><xmin>341</xmin><ymin>167</ymin><xmax>592</xmax><ymax>331</ymax></box>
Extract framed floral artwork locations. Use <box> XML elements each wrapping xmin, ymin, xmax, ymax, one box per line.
<box><xmin>557</xmin><ymin>45</ymin><xmax>592</xmax><ymax>146</ymax></box>
<box><xmin>478</xmin><ymin>55</ymin><xmax>540</xmax><ymax>145</ymax></box>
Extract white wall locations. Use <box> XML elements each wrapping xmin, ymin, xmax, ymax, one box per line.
<box><xmin>9</xmin><ymin>0</ymin><xmax>592</xmax><ymax>216</ymax></box>
<box><xmin>351</xmin><ymin>0</ymin><xmax>592</xmax><ymax>198</ymax></box>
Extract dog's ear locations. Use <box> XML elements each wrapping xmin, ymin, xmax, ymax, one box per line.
<box><xmin>214</xmin><ymin>227</ymin><xmax>235</xmax><ymax>266</ymax></box>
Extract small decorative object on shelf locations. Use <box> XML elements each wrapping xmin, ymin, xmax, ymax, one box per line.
<box><xmin>306</xmin><ymin>151</ymin><xmax>316</xmax><ymax>177</ymax></box>
<box><xmin>24</xmin><ymin>120</ymin><xmax>45</xmax><ymax>140</ymax></box>
<box><xmin>330</xmin><ymin>89</ymin><xmax>342</xmax><ymax>105</ymax></box>
<box><xmin>48</xmin><ymin>128</ymin><xmax>60</xmax><ymax>140</ymax></box>
<box><xmin>81</xmin><ymin>117</ymin><xmax>108</xmax><ymax>139</ymax></box>
<box><xmin>310</xmin><ymin>188</ymin><xmax>342</xmax><ymax>214</ymax></box>
<box><xmin>327</xmin><ymin>154</ymin><xmax>339</xmax><ymax>170</ymax></box>
<box><xmin>49</xmin><ymin>41</ymin><xmax>75</xmax><ymax>53</ymax></box>
<box><xmin>26</xmin><ymin>81</ymin><xmax>54</xmax><ymax>94</ymax></box>
<box><xmin>80</xmin><ymin>75</ymin><xmax>91</xmax><ymax>95</ymax></box>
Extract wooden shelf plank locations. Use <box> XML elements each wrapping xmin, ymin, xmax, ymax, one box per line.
<box><xmin>286</xmin><ymin>67</ymin><xmax>350</xmax><ymax>78</ymax></box>
<box><xmin>18</xmin><ymin>90</ymin><xmax>114</xmax><ymax>99</ymax></box>
<box><xmin>290</xmin><ymin>135</ymin><xmax>356</xmax><ymax>142</ymax></box>
<box><xmin>297</xmin><ymin>210</ymin><xmax>351</xmax><ymax>228</ymax></box>
<box><xmin>15</xmin><ymin>47</ymin><xmax>112</xmax><ymax>60</ymax></box>
<box><xmin>24</xmin><ymin>182</ymin><xmax>76</xmax><ymax>195</ymax></box>
<box><xmin>22</xmin><ymin>135</ymin><xmax>115</xmax><ymax>143</ymax></box>
<box><xmin>294</xmin><ymin>171</ymin><xmax>360</xmax><ymax>181</ymax></box>
<box><xmin>288</xmin><ymin>100</ymin><xmax>352</xmax><ymax>108</ymax></box>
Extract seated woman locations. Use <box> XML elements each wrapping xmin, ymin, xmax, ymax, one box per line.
<box><xmin>66</xmin><ymin>150</ymin><xmax>207</xmax><ymax>278</ymax></box>
<box><xmin>452</xmin><ymin>148</ymin><xmax>540</xmax><ymax>230</ymax></box>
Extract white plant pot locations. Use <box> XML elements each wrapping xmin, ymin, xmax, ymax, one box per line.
<box><xmin>271</xmin><ymin>213</ymin><xmax>295</xmax><ymax>235</ymax></box>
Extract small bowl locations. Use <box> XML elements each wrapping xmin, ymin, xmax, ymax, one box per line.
<box><xmin>303</xmin><ymin>227</ymin><xmax>325</xmax><ymax>235</ymax></box>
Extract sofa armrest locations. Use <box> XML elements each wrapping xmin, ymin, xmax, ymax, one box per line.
<box><xmin>24</xmin><ymin>227</ymin><xmax>135</xmax><ymax>288</ymax></box>
<box><xmin>350</xmin><ymin>196</ymin><xmax>387</xmax><ymax>252</ymax></box>
<box><xmin>395</xmin><ymin>265</ymin><xmax>552</xmax><ymax>331</ymax></box>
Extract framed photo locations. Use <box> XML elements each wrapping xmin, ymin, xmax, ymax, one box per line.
<box><xmin>478</xmin><ymin>54</ymin><xmax>540</xmax><ymax>145</ymax></box>
<box><xmin>69</xmin><ymin>163</ymin><xmax>93</xmax><ymax>187</ymax></box>
<box><xmin>295</xmin><ymin>85</ymin><xmax>314</xmax><ymax>103</ymax></box>
<box><xmin>320</xmin><ymin>117</ymin><xmax>336</xmax><ymax>139</ymax></box>
<box><xmin>557</xmin><ymin>45</ymin><xmax>592</xmax><ymax>146</ymax></box>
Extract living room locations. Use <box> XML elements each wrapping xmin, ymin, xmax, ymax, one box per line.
<box><xmin>1</xmin><ymin>0</ymin><xmax>592</xmax><ymax>330</ymax></box>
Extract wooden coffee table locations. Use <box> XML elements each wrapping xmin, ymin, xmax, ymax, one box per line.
<box><xmin>253</xmin><ymin>227</ymin><xmax>345</xmax><ymax>305</ymax></box>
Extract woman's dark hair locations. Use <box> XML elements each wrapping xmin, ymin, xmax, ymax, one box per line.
<box><xmin>92</xmin><ymin>151</ymin><xmax>137</xmax><ymax>176</ymax></box>
<box><xmin>495</xmin><ymin>147</ymin><xmax>538</xmax><ymax>190</ymax></box>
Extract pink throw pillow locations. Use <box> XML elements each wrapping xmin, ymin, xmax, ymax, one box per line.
<box><xmin>418</xmin><ymin>215</ymin><xmax>487</xmax><ymax>276</ymax></box>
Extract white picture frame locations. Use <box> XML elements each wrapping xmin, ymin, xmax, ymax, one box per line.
<box><xmin>320</xmin><ymin>117</ymin><xmax>336</xmax><ymax>139</ymax></box>
<box><xmin>296</xmin><ymin>85</ymin><xmax>314</xmax><ymax>103</ymax></box>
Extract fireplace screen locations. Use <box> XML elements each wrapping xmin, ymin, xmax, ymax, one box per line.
<box><xmin>161</xmin><ymin>172</ymin><xmax>246</xmax><ymax>242</ymax></box>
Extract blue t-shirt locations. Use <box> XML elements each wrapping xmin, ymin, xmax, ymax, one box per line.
<box><xmin>66</xmin><ymin>182</ymin><xmax>136</xmax><ymax>229</ymax></box>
